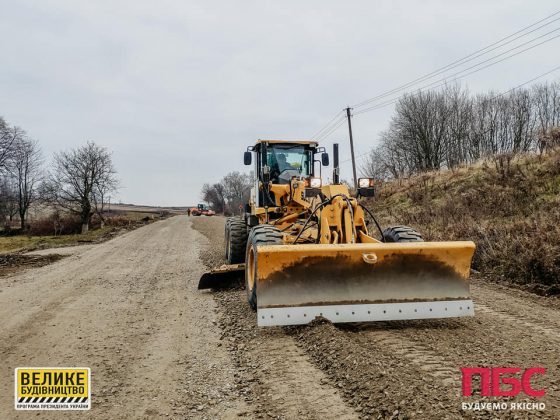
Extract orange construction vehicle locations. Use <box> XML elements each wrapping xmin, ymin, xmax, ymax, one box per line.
<box><xmin>191</xmin><ymin>203</ymin><xmax>215</xmax><ymax>216</ymax></box>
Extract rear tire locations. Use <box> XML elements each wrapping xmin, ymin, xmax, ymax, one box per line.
<box><xmin>226</xmin><ymin>218</ymin><xmax>248</xmax><ymax>264</ymax></box>
<box><xmin>382</xmin><ymin>225</ymin><xmax>423</xmax><ymax>242</ymax></box>
<box><xmin>245</xmin><ymin>225</ymin><xmax>283</xmax><ymax>310</ymax></box>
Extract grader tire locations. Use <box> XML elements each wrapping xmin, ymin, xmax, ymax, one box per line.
<box><xmin>226</xmin><ymin>218</ymin><xmax>248</xmax><ymax>264</ymax></box>
<box><xmin>382</xmin><ymin>225</ymin><xmax>423</xmax><ymax>242</ymax></box>
<box><xmin>245</xmin><ymin>225</ymin><xmax>283</xmax><ymax>310</ymax></box>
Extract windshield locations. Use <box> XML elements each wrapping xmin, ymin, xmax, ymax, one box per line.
<box><xmin>266</xmin><ymin>145</ymin><xmax>312</xmax><ymax>181</ymax></box>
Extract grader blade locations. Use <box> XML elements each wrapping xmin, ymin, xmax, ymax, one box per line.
<box><xmin>198</xmin><ymin>264</ymin><xmax>245</xmax><ymax>289</ymax></box>
<box><xmin>255</xmin><ymin>242</ymin><xmax>476</xmax><ymax>326</ymax></box>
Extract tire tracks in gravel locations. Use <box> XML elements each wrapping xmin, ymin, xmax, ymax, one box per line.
<box><xmin>0</xmin><ymin>253</ymin><xmax>140</xmax><ymax>358</ymax></box>
<box><xmin>193</xmin><ymin>216</ymin><xmax>359</xmax><ymax>420</ymax></box>
<box><xmin>472</xmin><ymin>280</ymin><xmax>560</xmax><ymax>337</ymax></box>
<box><xmin>345</xmin><ymin>312</ymin><xmax>560</xmax><ymax>418</ymax></box>
<box><xmin>294</xmin><ymin>315</ymin><xmax>557</xmax><ymax>419</ymax></box>
<box><xmin>475</xmin><ymin>304</ymin><xmax>560</xmax><ymax>342</ymax></box>
<box><xmin>0</xmin><ymin>230</ymin><xmax>145</xmax><ymax>357</ymax></box>
<box><xmin>355</xmin><ymin>328</ymin><xmax>458</xmax><ymax>388</ymax></box>
<box><xmin>0</xmin><ymin>227</ymin><xmax>150</xmax><ymax>335</ymax></box>
<box><xmin>287</xmin><ymin>320</ymin><xmax>465</xmax><ymax>419</ymax></box>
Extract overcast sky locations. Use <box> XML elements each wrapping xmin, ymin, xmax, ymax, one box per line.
<box><xmin>1</xmin><ymin>0</ymin><xmax>559</xmax><ymax>206</ymax></box>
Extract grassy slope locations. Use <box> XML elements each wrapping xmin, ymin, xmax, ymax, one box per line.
<box><xmin>367</xmin><ymin>149</ymin><xmax>560</xmax><ymax>294</ymax></box>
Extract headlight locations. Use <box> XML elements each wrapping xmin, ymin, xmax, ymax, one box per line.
<box><xmin>358</xmin><ymin>178</ymin><xmax>374</xmax><ymax>188</ymax></box>
<box><xmin>309</xmin><ymin>178</ymin><xmax>322</xmax><ymax>188</ymax></box>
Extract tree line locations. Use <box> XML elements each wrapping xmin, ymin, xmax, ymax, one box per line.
<box><xmin>362</xmin><ymin>81</ymin><xmax>560</xmax><ymax>179</ymax></box>
<box><xmin>201</xmin><ymin>171</ymin><xmax>253</xmax><ymax>215</ymax></box>
<box><xmin>0</xmin><ymin>116</ymin><xmax>118</xmax><ymax>233</ymax></box>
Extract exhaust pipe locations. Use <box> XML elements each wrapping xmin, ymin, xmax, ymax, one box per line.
<box><xmin>333</xmin><ymin>143</ymin><xmax>340</xmax><ymax>184</ymax></box>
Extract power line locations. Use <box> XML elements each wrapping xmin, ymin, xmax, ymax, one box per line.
<box><xmin>310</xmin><ymin>110</ymin><xmax>344</xmax><ymax>140</ymax></box>
<box><xmin>314</xmin><ymin>116</ymin><xmax>346</xmax><ymax>142</ymax></box>
<box><xmin>311</xmin><ymin>10</ymin><xmax>560</xmax><ymax>142</ymax></box>
<box><xmin>339</xmin><ymin>150</ymin><xmax>369</xmax><ymax>166</ymax></box>
<box><xmin>311</xmin><ymin>11</ymin><xmax>560</xmax><ymax>163</ymax></box>
<box><xmin>489</xmin><ymin>63</ymin><xmax>560</xmax><ymax>100</ymax></box>
<box><xmin>353</xmin><ymin>32</ymin><xmax>560</xmax><ymax>116</ymax></box>
<box><xmin>353</xmin><ymin>97</ymin><xmax>400</xmax><ymax>116</ymax></box>
<box><xmin>342</xmin><ymin>63</ymin><xmax>560</xmax><ymax>165</ymax></box>
<box><xmin>404</xmin><ymin>28</ymin><xmax>560</xmax><ymax>92</ymax></box>
<box><xmin>352</xmin><ymin>9</ymin><xmax>560</xmax><ymax>109</ymax></box>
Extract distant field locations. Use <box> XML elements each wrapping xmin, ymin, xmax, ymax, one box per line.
<box><xmin>109</xmin><ymin>204</ymin><xmax>190</xmax><ymax>214</ymax></box>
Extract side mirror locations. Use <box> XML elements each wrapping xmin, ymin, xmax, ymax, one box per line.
<box><xmin>321</xmin><ymin>152</ymin><xmax>329</xmax><ymax>166</ymax></box>
<box><xmin>244</xmin><ymin>151</ymin><xmax>252</xmax><ymax>165</ymax></box>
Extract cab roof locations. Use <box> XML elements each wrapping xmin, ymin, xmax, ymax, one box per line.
<box><xmin>255</xmin><ymin>139</ymin><xmax>318</xmax><ymax>146</ymax></box>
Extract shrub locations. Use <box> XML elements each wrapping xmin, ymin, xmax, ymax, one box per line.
<box><xmin>28</xmin><ymin>214</ymin><xmax>82</xmax><ymax>236</ymax></box>
<box><xmin>367</xmin><ymin>149</ymin><xmax>560</xmax><ymax>294</ymax></box>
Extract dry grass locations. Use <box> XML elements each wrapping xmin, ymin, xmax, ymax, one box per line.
<box><xmin>0</xmin><ymin>211</ymin><xmax>170</xmax><ymax>254</ymax></box>
<box><xmin>367</xmin><ymin>148</ymin><xmax>560</xmax><ymax>294</ymax></box>
<box><xmin>0</xmin><ymin>227</ymin><xmax>114</xmax><ymax>254</ymax></box>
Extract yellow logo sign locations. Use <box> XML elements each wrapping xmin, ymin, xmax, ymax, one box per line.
<box><xmin>15</xmin><ymin>367</ymin><xmax>91</xmax><ymax>410</ymax></box>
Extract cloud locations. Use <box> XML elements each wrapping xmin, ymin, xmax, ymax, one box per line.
<box><xmin>1</xmin><ymin>0</ymin><xmax>558</xmax><ymax>205</ymax></box>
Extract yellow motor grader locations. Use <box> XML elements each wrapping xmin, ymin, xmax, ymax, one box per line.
<box><xmin>199</xmin><ymin>139</ymin><xmax>475</xmax><ymax>327</ymax></box>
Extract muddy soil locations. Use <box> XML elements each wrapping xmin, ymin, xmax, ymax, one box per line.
<box><xmin>0</xmin><ymin>253</ymin><xmax>65</xmax><ymax>277</ymax></box>
<box><xmin>193</xmin><ymin>216</ymin><xmax>560</xmax><ymax>420</ymax></box>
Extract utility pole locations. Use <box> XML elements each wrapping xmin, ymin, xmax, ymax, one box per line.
<box><xmin>345</xmin><ymin>107</ymin><xmax>358</xmax><ymax>189</ymax></box>
<box><xmin>332</xmin><ymin>143</ymin><xmax>340</xmax><ymax>184</ymax></box>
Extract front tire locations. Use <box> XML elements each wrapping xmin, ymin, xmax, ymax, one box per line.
<box><xmin>245</xmin><ymin>225</ymin><xmax>283</xmax><ymax>310</ymax></box>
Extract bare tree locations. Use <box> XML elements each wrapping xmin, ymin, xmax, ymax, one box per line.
<box><xmin>0</xmin><ymin>117</ymin><xmax>12</xmax><ymax>171</ymax></box>
<box><xmin>10</xmin><ymin>137</ymin><xmax>43</xmax><ymax>230</ymax></box>
<box><xmin>45</xmin><ymin>142</ymin><xmax>118</xmax><ymax>233</ymax></box>
<box><xmin>444</xmin><ymin>85</ymin><xmax>472</xmax><ymax>167</ymax></box>
<box><xmin>201</xmin><ymin>171</ymin><xmax>252</xmax><ymax>215</ymax></box>
<box><xmin>0</xmin><ymin>118</ymin><xmax>24</xmax><ymax>173</ymax></box>
<box><xmin>391</xmin><ymin>89</ymin><xmax>451</xmax><ymax>172</ymax></box>
<box><xmin>533</xmin><ymin>81</ymin><xmax>560</xmax><ymax>152</ymax></box>
<box><xmin>0</xmin><ymin>176</ymin><xmax>18</xmax><ymax>229</ymax></box>
<box><xmin>202</xmin><ymin>183</ymin><xmax>226</xmax><ymax>214</ymax></box>
<box><xmin>92</xmin><ymin>162</ymin><xmax>119</xmax><ymax>228</ymax></box>
<box><xmin>1</xmin><ymin>119</ymin><xmax>33</xmax><ymax>230</ymax></box>
<box><xmin>222</xmin><ymin>171</ymin><xmax>252</xmax><ymax>215</ymax></box>
<box><xmin>361</xmin><ymin>148</ymin><xmax>387</xmax><ymax>180</ymax></box>
<box><xmin>366</xmin><ymin>81</ymin><xmax>560</xmax><ymax>180</ymax></box>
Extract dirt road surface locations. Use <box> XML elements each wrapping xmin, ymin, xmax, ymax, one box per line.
<box><xmin>1</xmin><ymin>215</ymin><xmax>559</xmax><ymax>419</ymax></box>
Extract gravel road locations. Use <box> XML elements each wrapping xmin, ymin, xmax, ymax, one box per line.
<box><xmin>1</xmin><ymin>215</ymin><xmax>558</xmax><ymax>419</ymax></box>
